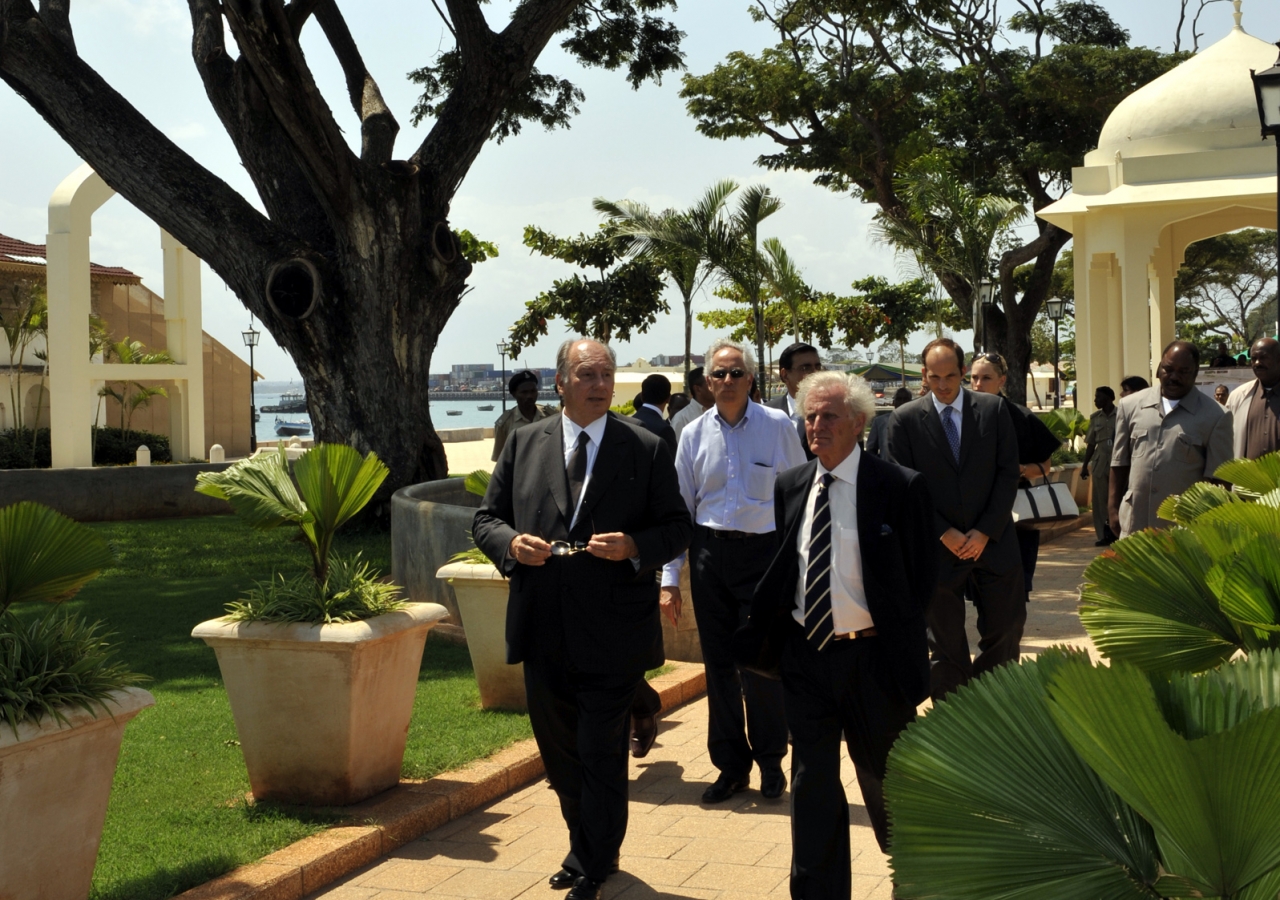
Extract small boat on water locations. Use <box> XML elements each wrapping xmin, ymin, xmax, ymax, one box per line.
<box><xmin>275</xmin><ymin>418</ymin><xmax>311</xmax><ymax>436</ymax></box>
<box><xmin>477</xmin><ymin>404</ymin><xmax>494</xmax><ymax>411</ymax></box>
<box><xmin>263</xmin><ymin>389</ymin><xmax>307</xmax><ymax>414</ymax></box>
<box><xmin>446</xmin><ymin>409</ymin><xmax>464</xmax><ymax>416</ymax></box>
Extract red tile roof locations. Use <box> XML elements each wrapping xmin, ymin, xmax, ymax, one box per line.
<box><xmin>0</xmin><ymin>232</ymin><xmax>142</xmax><ymax>283</ymax></box>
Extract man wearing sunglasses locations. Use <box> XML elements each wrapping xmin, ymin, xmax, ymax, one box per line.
<box><xmin>661</xmin><ymin>338</ymin><xmax>807</xmax><ymax>805</ymax></box>
<box><xmin>473</xmin><ymin>338</ymin><xmax>692</xmax><ymax>900</ymax></box>
<box><xmin>767</xmin><ymin>341</ymin><xmax>822</xmax><ymax>461</ymax></box>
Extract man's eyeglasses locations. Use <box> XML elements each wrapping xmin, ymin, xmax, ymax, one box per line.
<box><xmin>549</xmin><ymin>541</ymin><xmax>589</xmax><ymax>556</ymax></box>
<box><xmin>709</xmin><ymin>367</ymin><xmax>748</xmax><ymax>381</ymax></box>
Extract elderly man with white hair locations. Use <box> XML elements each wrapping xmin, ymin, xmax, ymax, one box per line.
<box><xmin>661</xmin><ymin>338</ymin><xmax>807</xmax><ymax>804</ymax></box>
<box><xmin>735</xmin><ymin>371</ymin><xmax>936</xmax><ymax>898</ymax></box>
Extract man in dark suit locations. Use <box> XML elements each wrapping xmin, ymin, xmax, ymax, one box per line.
<box><xmin>865</xmin><ymin>387</ymin><xmax>914</xmax><ymax>458</ymax></box>
<box><xmin>767</xmin><ymin>341</ymin><xmax>822</xmax><ymax>460</ymax></box>
<box><xmin>474</xmin><ymin>338</ymin><xmax>692</xmax><ymax>900</ymax></box>
<box><xmin>885</xmin><ymin>338</ymin><xmax>1022</xmax><ymax>702</ymax></box>
<box><xmin>632</xmin><ymin>373</ymin><xmax>677</xmax><ymax>454</ymax></box>
<box><xmin>736</xmin><ymin>371</ymin><xmax>936</xmax><ymax>897</ymax></box>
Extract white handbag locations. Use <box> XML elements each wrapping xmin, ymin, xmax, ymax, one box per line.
<box><xmin>1011</xmin><ymin>464</ymin><xmax>1080</xmax><ymax>524</ymax></box>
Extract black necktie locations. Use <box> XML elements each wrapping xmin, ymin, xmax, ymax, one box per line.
<box><xmin>567</xmin><ymin>431</ymin><xmax>590</xmax><ymax>520</ymax></box>
<box><xmin>804</xmin><ymin>473</ymin><xmax>836</xmax><ymax>651</ymax></box>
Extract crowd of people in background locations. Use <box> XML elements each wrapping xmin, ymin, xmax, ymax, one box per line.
<box><xmin>474</xmin><ymin>332</ymin><xmax>1280</xmax><ymax>900</ymax></box>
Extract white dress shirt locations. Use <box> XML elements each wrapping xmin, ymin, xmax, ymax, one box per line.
<box><xmin>792</xmin><ymin>446</ymin><xmax>873</xmax><ymax>633</ymax></box>
<box><xmin>671</xmin><ymin>400</ymin><xmax>710</xmax><ymax>438</ymax></box>
<box><xmin>661</xmin><ymin>400</ymin><xmax>807</xmax><ymax>586</ymax></box>
<box><xmin>931</xmin><ymin>391</ymin><xmax>965</xmax><ymax>440</ymax></box>
<box><xmin>785</xmin><ymin>393</ymin><xmax>799</xmax><ymax>422</ymax></box>
<box><xmin>561</xmin><ymin>413</ymin><xmax>608</xmax><ymax>530</ymax></box>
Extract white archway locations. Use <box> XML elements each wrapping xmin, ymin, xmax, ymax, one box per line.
<box><xmin>46</xmin><ymin>163</ymin><xmax>205</xmax><ymax>467</ymax></box>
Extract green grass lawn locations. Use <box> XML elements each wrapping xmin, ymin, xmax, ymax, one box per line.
<box><xmin>11</xmin><ymin>516</ymin><xmax>533</xmax><ymax>900</ymax></box>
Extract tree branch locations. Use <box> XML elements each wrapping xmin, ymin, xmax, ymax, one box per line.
<box><xmin>37</xmin><ymin>0</ymin><xmax>73</xmax><ymax>52</ymax></box>
<box><xmin>312</xmin><ymin>0</ymin><xmax>398</xmax><ymax>163</ymax></box>
<box><xmin>285</xmin><ymin>0</ymin><xmax>322</xmax><ymax>35</ymax></box>
<box><xmin>444</xmin><ymin>0</ymin><xmax>492</xmax><ymax>58</ymax></box>
<box><xmin>0</xmin><ymin>3</ymin><xmax>287</xmax><ymax>315</ymax></box>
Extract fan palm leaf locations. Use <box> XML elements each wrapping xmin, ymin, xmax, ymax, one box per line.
<box><xmin>1048</xmin><ymin>653</ymin><xmax>1280</xmax><ymax>899</ymax></box>
<box><xmin>0</xmin><ymin>502</ymin><xmax>116</xmax><ymax>615</ymax></box>
<box><xmin>886</xmin><ymin>648</ymin><xmax>1160</xmax><ymax>900</ymax></box>
<box><xmin>194</xmin><ymin>445</ymin><xmax>309</xmax><ymax>531</ymax></box>
<box><xmin>464</xmin><ymin>469</ymin><xmax>491</xmax><ymax>498</ymax></box>
<box><xmin>292</xmin><ymin>443</ymin><xmax>388</xmax><ymax>580</ymax></box>
<box><xmin>1215</xmin><ymin>452</ymin><xmax>1280</xmax><ymax>495</ymax></box>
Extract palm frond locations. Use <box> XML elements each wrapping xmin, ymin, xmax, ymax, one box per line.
<box><xmin>0</xmin><ymin>502</ymin><xmax>116</xmax><ymax>614</ymax></box>
<box><xmin>1216</xmin><ymin>451</ymin><xmax>1280</xmax><ymax>495</ymax></box>
<box><xmin>463</xmin><ymin>469</ymin><xmax>490</xmax><ymax>497</ymax></box>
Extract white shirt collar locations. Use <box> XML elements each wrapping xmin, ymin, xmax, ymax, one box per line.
<box><xmin>713</xmin><ymin>399</ymin><xmax>757</xmax><ymax>429</ymax></box>
<box><xmin>642</xmin><ymin>403</ymin><xmax>666</xmax><ymax>417</ymax></box>
<box><xmin>561</xmin><ymin>411</ymin><xmax>608</xmax><ymax>450</ymax></box>
<box><xmin>816</xmin><ymin>443</ymin><xmax>861</xmax><ymax>488</ymax></box>
<box><xmin>930</xmin><ymin>391</ymin><xmax>964</xmax><ymax>418</ymax></box>
<box><xmin>785</xmin><ymin>393</ymin><xmax>797</xmax><ymax>417</ymax></box>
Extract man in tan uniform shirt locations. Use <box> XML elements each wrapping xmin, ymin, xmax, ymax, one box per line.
<box><xmin>491</xmin><ymin>370</ymin><xmax>558</xmax><ymax>461</ymax></box>
<box><xmin>1225</xmin><ymin>338</ymin><xmax>1280</xmax><ymax>460</ymax></box>
<box><xmin>1109</xmin><ymin>342</ymin><xmax>1234</xmax><ymax>537</ymax></box>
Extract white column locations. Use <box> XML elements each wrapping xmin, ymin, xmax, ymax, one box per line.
<box><xmin>48</xmin><ymin>164</ymin><xmax>115</xmax><ymax>468</ymax></box>
<box><xmin>161</xmin><ymin>230</ymin><xmax>206</xmax><ymax>461</ymax></box>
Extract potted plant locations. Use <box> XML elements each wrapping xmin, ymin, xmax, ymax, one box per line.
<box><xmin>436</xmin><ymin>470</ymin><xmax>529</xmax><ymax>711</ymax></box>
<box><xmin>0</xmin><ymin>501</ymin><xmax>152</xmax><ymax>900</ymax></box>
<box><xmin>191</xmin><ymin>444</ymin><xmax>448</xmax><ymax>806</ymax></box>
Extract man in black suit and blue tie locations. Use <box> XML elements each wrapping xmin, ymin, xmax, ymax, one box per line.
<box><xmin>736</xmin><ymin>371</ymin><xmax>936</xmax><ymax>898</ymax></box>
<box><xmin>631</xmin><ymin>373</ymin><xmax>677</xmax><ymax>454</ymax></box>
<box><xmin>474</xmin><ymin>338</ymin><xmax>692</xmax><ymax>900</ymax></box>
<box><xmin>766</xmin><ymin>341</ymin><xmax>822</xmax><ymax>461</ymax></box>
<box><xmin>885</xmin><ymin>338</ymin><xmax>1022</xmax><ymax>702</ymax></box>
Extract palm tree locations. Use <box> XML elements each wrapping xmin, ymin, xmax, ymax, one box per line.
<box><xmin>762</xmin><ymin>238</ymin><xmax>809</xmax><ymax>343</ymax></box>
<box><xmin>98</xmin><ymin>339</ymin><xmax>174</xmax><ymax>438</ymax></box>
<box><xmin>594</xmin><ymin>180</ymin><xmax>735</xmax><ymax>378</ymax></box>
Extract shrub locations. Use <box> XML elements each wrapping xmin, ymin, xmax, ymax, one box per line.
<box><xmin>0</xmin><ymin>427</ymin><xmax>170</xmax><ymax>469</ymax></box>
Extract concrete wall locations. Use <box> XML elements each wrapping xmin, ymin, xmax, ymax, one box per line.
<box><xmin>391</xmin><ymin>478</ymin><xmax>483</xmax><ymax>621</ymax></box>
<box><xmin>0</xmin><ymin>462</ymin><xmax>233</xmax><ymax>521</ymax></box>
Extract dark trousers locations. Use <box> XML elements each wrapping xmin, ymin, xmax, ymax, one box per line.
<box><xmin>524</xmin><ymin>645</ymin><xmax>641</xmax><ymax>880</ymax></box>
<box><xmin>690</xmin><ymin>527</ymin><xmax>788</xmax><ymax>780</ymax></box>
<box><xmin>928</xmin><ymin>558</ymin><xmax>1026</xmax><ymax>701</ymax></box>
<box><xmin>782</xmin><ymin>628</ymin><xmax>917</xmax><ymax>899</ymax></box>
<box><xmin>633</xmin><ymin>681</ymin><xmax>661</xmax><ymax>719</ymax></box>
<box><xmin>1015</xmin><ymin>527</ymin><xmax>1041</xmax><ymax>595</ymax></box>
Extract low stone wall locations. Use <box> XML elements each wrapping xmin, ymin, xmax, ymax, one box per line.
<box><xmin>391</xmin><ymin>478</ymin><xmax>482</xmax><ymax>620</ymax></box>
<box><xmin>0</xmin><ymin>463</ymin><xmax>233</xmax><ymax>521</ymax></box>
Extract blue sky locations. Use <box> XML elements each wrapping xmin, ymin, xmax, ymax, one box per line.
<box><xmin>1</xmin><ymin>0</ymin><xmax>1276</xmax><ymax>379</ymax></box>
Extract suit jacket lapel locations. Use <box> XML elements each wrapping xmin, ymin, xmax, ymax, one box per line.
<box><xmin>542</xmin><ymin>416</ymin><xmax>571</xmax><ymax>525</ymax></box>
<box><xmin>921</xmin><ymin>399</ymin><xmax>959</xmax><ymax>471</ymax></box>
<box><xmin>855</xmin><ymin>453</ymin><xmax>883</xmax><ymax>558</ymax></box>
<box><xmin>958</xmin><ymin>390</ymin><xmax>977</xmax><ymax>471</ymax></box>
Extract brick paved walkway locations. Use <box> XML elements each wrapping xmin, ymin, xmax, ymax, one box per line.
<box><xmin>309</xmin><ymin>527</ymin><xmax>1103</xmax><ymax>900</ymax></box>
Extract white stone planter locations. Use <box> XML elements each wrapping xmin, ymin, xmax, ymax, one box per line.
<box><xmin>436</xmin><ymin>561</ymin><xmax>526</xmax><ymax>712</ymax></box>
<box><xmin>192</xmin><ymin>603</ymin><xmax>448</xmax><ymax>806</ymax></box>
<box><xmin>0</xmin><ymin>687</ymin><xmax>155</xmax><ymax>900</ymax></box>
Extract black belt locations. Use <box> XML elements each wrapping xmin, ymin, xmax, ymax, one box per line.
<box><xmin>701</xmin><ymin>527</ymin><xmax>766</xmax><ymax>540</ymax></box>
<box><xmin>831</xmin><ymin>627</ymin><xmax>878</xmax><ymax>641</ymax></box>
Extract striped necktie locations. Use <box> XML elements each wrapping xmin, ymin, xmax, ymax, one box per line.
<box><xmin>804</xmin><ymin>473</ymin><xmax>836</xmax><ymax>651</ymax></box>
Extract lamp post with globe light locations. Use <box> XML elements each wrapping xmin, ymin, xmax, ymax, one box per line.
<box><xmin>1046</xmin><ymin>299</ymin><xmax>1066</xmax><ymax>409</ymax></box>
<box><xmin>1251</xmin><ymin>43</ymin><xmax>1280</xmax><ymax>340</ymax></box>
<box><xmin>242</xmin><ymin>321</ymin><xmax>260</xmax><ymax>453</ymax></box>
<box><xmin>974</xmin><ymin>279</ymin><xmax>995</xmax><ymax>352</ymax></box>
<box><xmin>497</xmin><ymin>340</ymin><xmax>510</xmax><ymax>413</ymax></box>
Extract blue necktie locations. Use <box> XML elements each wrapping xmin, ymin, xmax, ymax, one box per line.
<box><xmin>804</xmin><ymin>474</ymin><xmax>836</xmax><ymax>651</ymax></box>
<box><xmin>941</xmin><ymin>405</ymin><xmax>961</xmax><ymax>464</ymax></box>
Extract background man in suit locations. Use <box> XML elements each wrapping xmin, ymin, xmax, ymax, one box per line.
<box><xmin>738</xmin><ymin>372</ymin><xmax>935</xmax><ymax>897</ymax></box>
<box><xmin>671</xmin><ymin>366</ymin><xmax>714</xmax><ymax>438</ymax></box>
<box><xmin>662</xmin><ymin>338</ymin><xmax>807</xmax><ymax>804</ymax></box>
<box><xmin>885</xmin><ymin>338</ymin><xmax>1022</xmax><ymax>702</ymax></box>
<box><xmin>1109</xmin><ymin>341</ymin><xmax>1233</xmax><ymax>538</ymax></box>
<box><xmin>768</xmin><ymin>342</ymin><xmax>823</xmax><ymax>460</ymax></box>
<box><xmin>865</xmin><ymin>387</ymin><xmax>913</xmax><ymax>458</ymax></box>
<box><xmin>1226</xmin><ymin>337</ymin><xmax>1280</xmax><ymax>460</ymax></box>
<box><xmin>474</xmin><ymin>338</ymin><xmax>692</xmax><ymax>900</ymax></box>
<box><xmin>633</xmin><ymin>374</ymin><xmax>677</xmax><ymax>454</ymax></box>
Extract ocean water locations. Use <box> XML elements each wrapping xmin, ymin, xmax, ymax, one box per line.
<box><xmin>250</xmin><ymin>382</ymin><xmax>516</xmax><ymax>441</ymax></box>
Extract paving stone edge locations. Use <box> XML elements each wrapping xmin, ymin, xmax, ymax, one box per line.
<box><xmin>173</xmin><ymin>661</ymin><xmax>707</xmax><ymax>900</ymax></box>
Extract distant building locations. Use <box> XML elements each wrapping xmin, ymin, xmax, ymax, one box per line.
<box><xmin>648</xmin><ymin>354</ymin><xmax>704</xmax><ymax>368</ymax></box>
<box><xmin>0</xmin><ymin>232</ymin><xmax>253</xmax><ymax>456</ymax></box>
<box><xmin>451</xmin><ymin>363</ymin><xmax>495</xmax><ymax>384</ymax></box>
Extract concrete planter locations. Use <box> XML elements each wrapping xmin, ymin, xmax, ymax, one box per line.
<box><xmin>664</xmin><ymin>561</ymin><xmax>703</xmax><ymax>664</ymax></box>
<box><xmin>1051</xmin><ymin>463</ymin><xmax>1088</xmax><ymax>507</ymax></box>
<box><xmin>392</xmin><ymin>479</ymin><xmax>482</xmax><ymax>621</ymax></box>
<box><xmin>0</xmin><ymin>687</ymin><xmax>154</xmax><ymax>900</ymax></box>
<box><xmin>436</xmin><ymin>561</ymin><xmax>526</xmax><ymax>712</ymax></box>
<box><xmin>191</xmin><ymin>603</ymin><xmax>448</xmax><ymax>806</ymax></box>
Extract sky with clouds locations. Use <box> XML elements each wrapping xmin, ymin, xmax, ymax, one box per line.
<box><xmin>1</xmin><ymin>0</ymin><xmax>1276</xmax><ymax>380</ymax></box>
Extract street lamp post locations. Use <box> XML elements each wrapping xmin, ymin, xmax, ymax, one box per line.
<box><xmin>242</xmin><ymin>322</ymin><xmax>260</xmax><ymax>453</ymax></box>
<box><xmin>1251</xmin><ymin>43</ymin><xmax>1280</xmax><ymax>341</ymax></box>
<box><xmin>974</xmin><ymin>279</ymin><xmax>995</xmax><ymax>352</ymax></box>
<box><xmin>496</xmin><ymin>340</ymin><xmax>510</xmax><ymax>413</ymax></box>
<box><xmin>1046</xmin><ymin>299</ymin><xmax>1065</xmax><ymax>409</ymax></box>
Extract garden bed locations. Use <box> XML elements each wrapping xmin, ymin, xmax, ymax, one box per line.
<box><xmin>7</xmin><ymin>516</ymin><xmax>533</xmax><ymax>900</ymax></box>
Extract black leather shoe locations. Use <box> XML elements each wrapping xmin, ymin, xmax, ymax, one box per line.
<box><xmin>760</xmin><ymin>767</ymin><xmax>787</xmax><ymax>799</ymax></box>
<box><xmin>630</xmin><ymin>712</ymin><xmax>658</xmax><ymax>758</ymax></box>
<box><xmin>549</xmin><ymin>868</ymin><xmax>581</xmax><ymax>889</ymax></box>
<box><xmin>702</xmin><ymin>772</ymin><xmax>748</xmax><ymax>804</ymax></box>
<box><xmin>567</xmin><ymin>876</ymin><xmax>606</xmax><ymax>900</ymax></box>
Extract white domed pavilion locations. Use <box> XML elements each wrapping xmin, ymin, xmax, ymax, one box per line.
<box><xmin>1037</xmin><ymin>0</ymin><xmax>1277</xmax><ymax>402</ymax></box>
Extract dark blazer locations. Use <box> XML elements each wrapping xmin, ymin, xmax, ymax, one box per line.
<box><xmin>865</xmin><ymin>411</ymin><xmax>891</xmax><ymax>458</ymax></box>
<box><xmin>885</xmin><ymin>390</ymin><xmax>1021</xmax><ymax>574</ymax></box>
<box><xmin>473</xmin><ymin>412</ymin><xmax>692</xmax><ymax>675</ymax></box>
<box><xmin>632</xmin><ymin>404</ymin><xmax>677</xmax><ymax>454</ymax></box>
<box><xmin>766</xmin><ymin>394</ymin><xmax>814</xmax><ymax>460</ymax></box>
<box><xmin>733</xmin><ymin>452</ymin><xmax>937</xmax><ymax>704</ymax></box>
